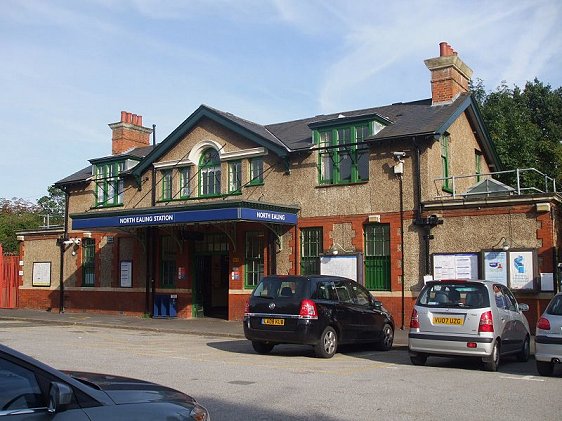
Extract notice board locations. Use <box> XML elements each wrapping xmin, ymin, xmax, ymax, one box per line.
<box><xmin>433</xmin><ymin>253</ymin><xmax>479</xmax><ymax>280</ymax></box>
<box><xmin>320</xmin><ymin>253</ymin><xmax>363</xmax><ymax>284</ymax></box>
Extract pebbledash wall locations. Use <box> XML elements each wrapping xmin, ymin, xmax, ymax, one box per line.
<box><xmin>15</xmin><ymin>42</ymin><xmax>561</xmax><ymax>329</ymax></box>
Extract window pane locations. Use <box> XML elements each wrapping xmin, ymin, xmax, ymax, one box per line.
<box><xmin>82</xmin><ymin>238</ymin><xmax>95</xmax><ymax>286</ymax></box>
<box><xmin>339</xmin><ymin>151</ymin><xmax>352</xmax><ymax>182</ymax></box>
<box><xmin>0</xmin><ymin>358</ymin><xmax>45</xmax><ymax>410</ymax></box>
<box><xmin>250</xmin><ymin>158</ymin><xmax>263</xmax><ymax>184</ymax></box>
<box><xmin>301</xmin><ymin>228</ymin><xmax>322</xmax><ymax>275</ymax></box>
<box><xmin>180</xmin><ymin>167</ymin><xmax>190</xmax><ymax>198</ymax></box>
<box><xmin>246</xmin><ymin>232</ymin><xmax>264</xmax><ymax>287</ymax></box>
<box><xmin>229</xmin><ymin>161</ymin><xmax>241</xmax><ymax>192</ymax></box>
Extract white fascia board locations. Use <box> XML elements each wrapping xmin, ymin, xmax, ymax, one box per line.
<box><xmin>153</xmin><ymin>159</ymin><xmax>195</xmax><ymax>170</ymax></box>
<box><xmin>221</xmin><ymin>147</ymin><xmax>267</xmax><ymax>161</ymax></box>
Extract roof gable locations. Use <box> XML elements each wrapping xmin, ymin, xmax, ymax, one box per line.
<box><xmin>132</xmin><ymin>105</ymin><xmax>290</xmax><ymax>178</ymax></box>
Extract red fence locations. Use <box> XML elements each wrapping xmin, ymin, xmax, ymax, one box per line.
<box><xmin>0</xmin><ymin>244</ymin><xmax>19</xmax><ymax>308</ymax></box>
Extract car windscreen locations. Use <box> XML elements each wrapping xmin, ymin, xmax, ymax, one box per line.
<box><xmin>417</xmin><ymin>283</ymin><xmax>490</xmax><ymax>309</ymax></box>
<box><xmin>546</xmin><ymin>295</ymin><xmax>562</xmax><ymax>316</ymax></box>
<box><xmin>252</xmin><ymin>277</ymin><xmax>306</xmax><ymax>299</ymax></box>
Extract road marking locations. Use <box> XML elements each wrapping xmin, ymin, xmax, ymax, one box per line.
<box><xmin>499</xmin><ymin>375</ymin><xmax>545</xmax><ymax>382</ymax></box>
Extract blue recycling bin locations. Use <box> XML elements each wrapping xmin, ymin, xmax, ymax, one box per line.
<box><xmin>153</xmin><ymin>294</ymin><xmax>177</xmax><ymax>318</ymax></box>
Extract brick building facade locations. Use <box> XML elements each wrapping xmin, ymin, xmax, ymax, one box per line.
<box><xmin>15</xmin><ymin>42</ymin><xmax>560</xmax><ymax>329</ymax></box>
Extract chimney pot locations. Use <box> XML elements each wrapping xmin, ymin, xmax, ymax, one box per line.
<box><xmin>110</xmin><ymin>111</ymin><xmax>151</xmax><ymax>155</ymax></box>
<box><xmin>439</xmin><ymin>42</ymin><xmax>448</xmax><ymax>57</ymax></box>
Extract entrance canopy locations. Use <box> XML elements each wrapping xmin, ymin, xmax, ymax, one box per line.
<box><xmin>70</xmin><ymin>200</ymin><xmax>299</xmax><ymax>230</ymax></box>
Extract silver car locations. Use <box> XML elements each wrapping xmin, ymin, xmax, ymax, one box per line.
<box><xmin>408</xmin><ymin>280</ymin><xmax>530</xmax><ymax>371</ymax></box>
<box><xmin>535</xmin><ymin>292</ymin><xmax>562</xmax><ymax>376</ymax></box>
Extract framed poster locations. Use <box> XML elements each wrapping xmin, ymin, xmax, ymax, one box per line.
<box><xmin>32</xmin><ymin>262</ymin><xmax>51</xmax><ymax>287</ymax></box>
<box><xmin>120</xmin><ymin>260</ymin><xmax>132</xmax><ymax>288</ymax></box>
<box><xmin>482</xmin><ymin>251</ymin><xmax>508</xmax><ymax>286</ymax></box>
<box><xmin>433</xmin><ymin>253</ymin><xmax>479</xmax><ymax>280</ymax></box>
<box><xmin>509</xmin><ymin>251</ymin><xmax>535</xmax><ymax>290</ymax></box>
<box><xmin>320</xmin><ymin>253</ymin><xmax>363</xmax><ymax>284</ymax></box>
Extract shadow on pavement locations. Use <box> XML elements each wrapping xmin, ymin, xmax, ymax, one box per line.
<box><xmin>206</xmin><ymin>339</ymin><xmax>561</xmax><ymax>377</ymax></box>
<box><xmin>197</xmin><ymin>395</ymin><xmax>343</xmax><ymax>421</ymax></box>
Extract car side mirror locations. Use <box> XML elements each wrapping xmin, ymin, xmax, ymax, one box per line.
<box><xmin>48</xmin><ymin>382</ymin><xmax>73</xmax><ymax>413</ymax></box>
<box><xmin>372</xmin><ymin>300</ymin><xmax>382</xmax><ymax>310</ymax></box>
<box><xmin>518</xmin><ymin>303</ymin><xmax>529</xmax><ymax>312</ymax></box>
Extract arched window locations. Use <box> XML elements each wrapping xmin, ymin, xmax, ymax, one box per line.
<box><xmin>199</xmin><ymin>148</ymin><xmax>221</xmax><ymax>196</ymax></box>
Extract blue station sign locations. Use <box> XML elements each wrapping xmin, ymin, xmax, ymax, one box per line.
<box><xmin>72</xmin><ymin>207</ymin><xmax>297</xmax><ymax>230</ymax></box>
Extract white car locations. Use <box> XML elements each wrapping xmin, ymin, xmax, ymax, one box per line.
<box><xmin>408</xmin><ymin>280</ymin><xmax>530</xmax><ymax>371</ymax></box>
<box><xmin>535</xmin><ymin>292</ymin><xmax>562</xmax><ymax>376</ymax></box>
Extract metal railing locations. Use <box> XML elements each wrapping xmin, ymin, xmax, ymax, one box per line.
<box><xmin>433</xmin><ymin>168</ymin><xmax>559</xmax><ymax>200</ymax></box>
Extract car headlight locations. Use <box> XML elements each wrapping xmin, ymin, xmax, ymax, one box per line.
<box><xmin>190</xmin><ymin>403</ymin><xmax>210</xmax><ymax>421</ymax></box>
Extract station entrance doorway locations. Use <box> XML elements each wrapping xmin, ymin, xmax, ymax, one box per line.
<box><xmin>192</xmin><ymin>233</ymin><xmax>230</xmax><ymax>319</ymax></box>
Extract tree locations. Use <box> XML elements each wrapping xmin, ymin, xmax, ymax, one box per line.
<box><xmin>0</xmin><ymin>198</ymin><xmax>42</xmax><ymax>254</ymax></box>
<box><xmin>471</xmin><ymin>78</ymin><xmax>562</xmax><ymax>189</ymax></box>
<box><xmin>37</xmin><ymin>185</ymin><xmax>66</xmax><ymax>225</ymax></box>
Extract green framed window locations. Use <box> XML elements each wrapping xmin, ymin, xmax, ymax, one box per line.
<box><xmin>229</xmin><ymin>161</ymin><xmax>242</xmax><ymax>193</ymax></box>
<box><xmin>82</xmin><ymin>238</ymin><xmax>95</xmax><ymax>287</ymax></box>
<box><xmin>364</xmin><ymin>224</ymin><xmax>390</xmax><ymax>291</ymax></box>
<box><xmin>300</xmin><ymin>227</ymin><xmax>323</xmax><ymax>275</ymax></box>
<box><xmin>179</xmin><ymin>167</ymin><xmax>191</xmax><ymax>199</ymax></box>
<box><xmin>440</xmin><ymin>135</ymin><xmax>452</xmax><ymax>192</ymax></box>
<box><xmin>316</xmin><ymin>123</ymin><xmax>371</xmax><ymax>185</ymax></box>
<box><xmin>160</xmin><ymin>236</ymin><xmax>176</xmax><ymax>288</ymax></box>
<box><xmin>199</xmin><ymin>148</ymin><xmax>221</xmax><ymax>196</ymax></box>
<box><xmin>161</xmin><ymin>170</ymin><xmax>172</xmax><ymax>201</ymax></box>
<box><xmin>475</xmin><ymin>151</ymin><xmax>482</xmax><ymax>182</ymax></box>
<box><xmin>245</xmin><ymin>232</ymin><xmax>264</xmax><ymax>288</ymax></box>
<box><xmin>94</xmin><ymin>161</ymin><xmax>124</xmax><ymax>207</ymax></box>
<box><xmin>249</xmin><ymin>157</ymin><xmax>264</xmax><ymax>185</ymax></box>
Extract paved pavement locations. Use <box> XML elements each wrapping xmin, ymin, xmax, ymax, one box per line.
<box><xmin>0</xmin><ymin>308</ymin><xmax>410</xmax><ymax>347</ymax></box>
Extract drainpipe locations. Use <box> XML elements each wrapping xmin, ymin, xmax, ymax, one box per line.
<box><xmin>59</xmin><ymin>187</ymin><xmax>69</xmax><ymax>313</ymax></box>
<box><xmin>149</xmin><ymin>124</ymin><xmax>157</xmax><ymax>316</ymax></box>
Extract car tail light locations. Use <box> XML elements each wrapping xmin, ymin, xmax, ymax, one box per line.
<box><xmin>537</xmin><ymin>317</ymin><xmax>551</xmax><ymax>331</ymax></box>
<box><xmin>244</xmin><ymin>300</ymin><xmax>250</xmax><ymax>316</ymax></box>
<box><xmin>410</xmin><ymin>309</ymin><xmax>420</xmax><ymax>329</ymax></box>
<box><xmin>299</xmin><ymin>299</ymin><xmax>318</xmax><ymax>320</ymax></box>
<box><xmin>478</xmin><ymin>311</ymin><xmax>494</xmax><ymax>333</ymax></box>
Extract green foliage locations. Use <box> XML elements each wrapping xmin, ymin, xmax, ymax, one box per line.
<box><xmin>472</xmin><ymin>78</ymin><xmax>562</xmax><ymax>188</ymax></box>
<box><xmin>0</xmin><ymin>198</ymin><xmax>42</xmax><ymax>254</ymax></box>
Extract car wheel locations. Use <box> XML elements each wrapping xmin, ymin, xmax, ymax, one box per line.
<box><xmin>536</xmin><ymin>360</ymin><xmax>555</xmax><ymax>377</ymax></box>
<box><xmin>252</xmin><ymin>341</ymin><xmax>274</xmax><ymax>355</ymax></box>
<box><xmin>375</xmin><ymin>323</ymin><xmax>394</xmax><ymax>351</ymax></box>
<box><xmin>410</xmin><ymin>353</ymin><xmax>427</xmax><ymax>366</ymax></box>
<box><xmin>482</xmin><ymin>341</ymin><xmax>500</xmax><ymax>372</ymax></box>
<box><xmin>516</xmin><ymin>336</ymin><xmax>530</xmax><ymax>362</ymax></box>
<box><xmin>314</xmin><ymin>326</ymin><xmax>337</xmax><ymax>358</ymax></box>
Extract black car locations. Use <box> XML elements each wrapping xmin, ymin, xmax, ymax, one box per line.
<box><xmin>243</xmin><ymin>275</ymin><xmax>394</xmax><ymax>358</ymax></box>
<box><xmin>0</xmin><ymin>344</ymin><xmax>210</xmax><ymax>420</ymax></box>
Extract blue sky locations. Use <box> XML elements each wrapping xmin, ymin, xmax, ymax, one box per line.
<box><xmin>1</xmin><ymin>0</ymin><xmax>561</xmax><ymax>202</ymax></box>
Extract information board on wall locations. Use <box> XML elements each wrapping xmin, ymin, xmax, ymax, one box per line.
<box><xmin>509</xmin><ymin>251</ymin><xmax>535</xmax><ymax>290</ymax></box>
<box><xmin>32</xmin><ymin>262</ymin><xmax>51</xmax><ymax>287</ymax></box>
<box><xmin>433</xmin><ymin>253</ymin><xmax>478</xmax><ymax>280</ymax></box>
<box><xmin>120</xmin><ymin>261</ymin><xmax>132</xmax><ymax>288</ymax></box>
<box><xmin>483</xmin><ymin>251</ymin><xmax>508</xmax><ymax>286</ymax></box>
<box><xmin>320</xmin><ymin>254</ymin><xmax>362</xmax><ymax>284</ymax></box>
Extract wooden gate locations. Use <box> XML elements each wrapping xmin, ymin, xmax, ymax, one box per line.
<box><xmin>0</xmin><ymin>244</ymin><xmax>19</xmax><ymax>308</ymax></box>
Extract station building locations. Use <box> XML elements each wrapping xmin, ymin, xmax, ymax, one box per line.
<box><xmin>15</xmin><ymin>43</ymin><xmax>560</xmax><ymax>329</ymax></box>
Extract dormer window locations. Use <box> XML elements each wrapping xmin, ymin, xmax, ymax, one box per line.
<box><xmin>94</xmin><ymin>161</ymin><xmax>124</xmax><ymax>207</ymax></box>
<box><xmin>316</xmin><ymin>123</ymin><xmax>370</xmax><ymax>185</ymax></box>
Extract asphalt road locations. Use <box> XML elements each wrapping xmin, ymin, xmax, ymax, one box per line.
<box><xmin>1</xmin><ymin>320</ymin><xmax>560</xmax><ymax>420</ymax></box>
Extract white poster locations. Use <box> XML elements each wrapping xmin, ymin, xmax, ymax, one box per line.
<box><xmin>32</xmin><ymin>262</ymin><xmax>51</xmax><ymax>286</ymax></box>
<box><xmin>321</xmin><ymin>255</ymin><xmax>359</xmax><ymax>283</ymax></box>
<box><xmin>433</xmin><ymin>254</ymin><xmax>478</xmax><ymax>280</ymax></box>
<box><xmin>483</xmin><ymin>251</ymin><xmax>508</xmax><ymax>285</ymax></box>
<box><xmin>120</xmin><ymin>261</ymin><xmax>132</xmax><ymax>288</ymax></box>
<box><xmin>509</xmin><ymin>251</ymin><xmax>534</xmax><ymax>290</ymax></box>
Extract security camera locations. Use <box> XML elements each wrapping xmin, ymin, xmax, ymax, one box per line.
<box><xmin>392</xmin><ymin>151</ymin><xmax>406</xmax><ymax>160</ymax></box>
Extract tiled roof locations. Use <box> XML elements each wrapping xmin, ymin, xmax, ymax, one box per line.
<box><xmin>55</xmin><ymin>145</ymin><xmax>154</xmax><ymax>186</ymax></box>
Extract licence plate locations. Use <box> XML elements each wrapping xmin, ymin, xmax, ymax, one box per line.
<box><xmin>433</xmin><ymin>316</ymin><xmax>464</xmax><ymax>325</ymax></box>
<box><xmin>262</xmin><ymin>318</ymin><xmax>284</xmax><ymax>326</ymax></box>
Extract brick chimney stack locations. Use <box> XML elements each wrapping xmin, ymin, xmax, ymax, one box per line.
<box><xmin>109</xmin><ymin>111</ymin><xmax>152</xmax><ymax>155</ymax></box>
<box><xmin>424</xmin><ymin>42</ymin><xmax>473</xmax><ymax>105</ymax></box>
